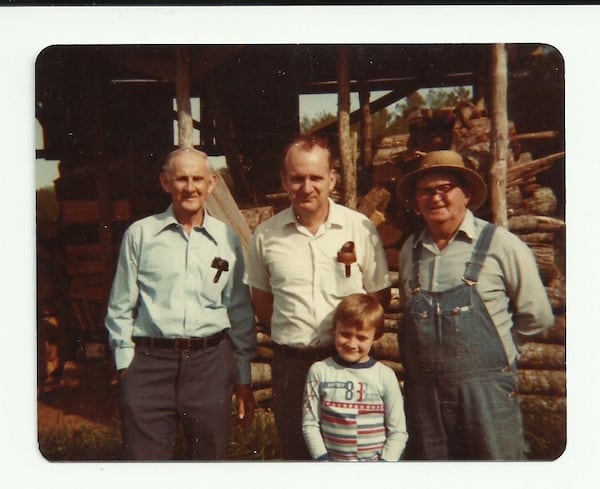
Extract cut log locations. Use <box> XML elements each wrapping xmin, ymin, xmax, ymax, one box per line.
<box><xmin>506</xmin><ymin>186</ymin><xmax>523</xmax><ymax>210</ymax></box>
<box><xmin>528</xmin><ymin>243</ymin><xmax>560</xmax><ymax>282</ymax></box>
<box><xmin>506</xmin><ymin>152</ymin><xmax>565</xmax><ymax>188</ymax></box>
<box><xmin>515</xmin><ymin>232</ymin><xmax>556</xmax><ymax>245</ymax></box>
<box><xmin>518</xmin><ymin>369</ymin><xmax>566</xmax><ymax>396</ymax></box>
<box><xmin>527</xmin><ymin>313</ymin><xmax>566</xmax><ymax>344</ymax></box>
<box><xmin>255</xmin><ymin>346</ymin><xmax>274</xmax><ymax>362</ymax></box>
<box><xmin>510</xmin><ymin>130</ymin><xmax>559</xmax><ymax>142</ymax></box>
<box><xmin>545</xmin><ymin>274</ymin><xmax>566</xmax><ymax>311</ymax></box>
<box><xmin>521</xmin><ymin>186</ymin><xmax>558</xmax><ymax>216</ymax></box>
<box><xmin>508</xmin><ymin>215</ymin><xmax>565</xmax><ymax>233</ymax></box>
<box><xmin>250</xmin><ymin>362</ymin><xmax>272</xmax><ymax>386</ymax></box>
<box><xmin>519</xmin><ymin>394</ymin><xmax>566</xmax><ymax>415</ymax></box>
<box><xmin>358</xmin><ymin>186</ymin><xmax>391</xmax><ymax>218</ymax></box>
<box><xmin>371</xmin><ymin>331</ymin><xmax>400</xmax><ymax>360</ymax></box>
<box><xmin>240</xmin><ymin>206</ymin><xmax>274</xmax><ymax>233</ymax></box>
<box><xmin>256</xmin><ymin>332</ymin><xmax>272</xmax><ymax>346</ymax></box>
<box><xmin>519</xmin><ymin>394</ymin><xmax>566</xmax><ymax>460</ymax></box>
<box><xmin>517</xmin><ymin>342</ymin><xmax>565</xmax><ymax>370</ymax></box>
<box><xmin>253</xmin><ymin>387</ymin><xmax>273</xmax><ymax>404</ymax></box>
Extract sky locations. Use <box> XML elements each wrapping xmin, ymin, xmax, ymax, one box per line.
<box><xmin>7</xmin><ymin>5</ymin><xmax>600</xmax><ymax>489</ymax></box>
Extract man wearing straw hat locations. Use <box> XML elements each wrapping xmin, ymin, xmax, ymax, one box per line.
<box><xmin>395</xmin><ymin>150</ymin><xmax>554</xmax><ymax>460</ymax></box>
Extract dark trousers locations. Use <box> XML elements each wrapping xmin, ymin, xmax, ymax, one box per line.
<box><xmin>271</xmin><ymin>346</ymin><xmax>334</xmax><ymax>461</ymax></box>
<box><xmin>119</xmin><ymin>339</ymin><xmax>234</xmax><ymax>460</ymax></box>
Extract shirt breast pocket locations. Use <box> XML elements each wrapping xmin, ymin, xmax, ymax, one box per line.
<box><xmin>329</xmin><ymin>261</ymin><xmax>364</xmax><ymax>298</ymax></box>
<box><xmin>202</xmin><ymin>277</ymin><xmax>225</xmax><ymax>307</ymax></box>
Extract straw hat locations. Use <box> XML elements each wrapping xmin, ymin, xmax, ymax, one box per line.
<box><xmin>396</xmin><ymin>150</ymin><xmax>487</xmax><ymax>210</ymax></box>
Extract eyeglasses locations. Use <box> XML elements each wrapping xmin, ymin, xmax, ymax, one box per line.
<box><xmin>415</xmin><ymin>182</ymin><xmax>458</xmax><ymax>199</ymax></box>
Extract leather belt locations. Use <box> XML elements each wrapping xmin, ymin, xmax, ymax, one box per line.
<box><xmin>274</xmin><ymin>343</ymin><xmax>336</xmax><ymax>361</ymax></box>
<box><xmin>133</xmin><ymin>331</ymin><xmax>227</xmax><ymax>352</ymax></box>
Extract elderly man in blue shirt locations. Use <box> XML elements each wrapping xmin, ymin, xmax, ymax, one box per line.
<box><xmin>105</xmin><ymin>147</ymin><xmax>256</xmax><ymax>460</ymax></box>
<box><xmin>396</xmin><ymin>150</ymin><xmax>554</xmax><ymax>460</ymax></box>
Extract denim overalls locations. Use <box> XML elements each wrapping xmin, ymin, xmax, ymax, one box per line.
<box><xmin>400</xmin><ymin>223</ymin><xmax>525</xmax><ymax>460</ymax></box>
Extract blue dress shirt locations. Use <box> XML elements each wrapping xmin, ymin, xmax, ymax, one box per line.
<box><xmin>105</xmin><ymin>205</ymin><xmax>256</xmax><ymax>384</ymax></box>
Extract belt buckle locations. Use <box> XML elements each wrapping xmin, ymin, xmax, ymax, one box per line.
<box><xmin>174</xmin><ymin>337</ymin><xmax>192</xmax><ymax>352</ymax></box>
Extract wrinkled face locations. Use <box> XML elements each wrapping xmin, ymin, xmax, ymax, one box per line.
<box><xmin>160</xmin><ymin>151</ymin><xmax>216</xmax><ymax>218</ymax></box>
<box><xmin>281</xmin><ymin>145</ymin><xmax>336</xmax><ymax>218</ymax></box>
<box><xmin>334</xmin><ymin>322</ymin><xmax>376</xmax><ymax>364</ymax></box>
<box><xmin>414</xmin><ymin>171</ymin><xmax>471</xmax><ymax>226</ymax></box>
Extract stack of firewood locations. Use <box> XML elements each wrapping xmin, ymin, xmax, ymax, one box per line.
<box><xmin>247</xmin><ymin>107</ymin><xmax>565</xmax><ymax>459</ymax></box>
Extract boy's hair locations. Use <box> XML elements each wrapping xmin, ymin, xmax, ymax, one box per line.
<box><xmin>332</xmin><ymin>293</ymin><xmax>385</xmax><ymax>340</ymax></box>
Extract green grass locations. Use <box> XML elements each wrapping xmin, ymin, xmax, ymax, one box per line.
<box><xmin>39</xmin><ymin>419</ymin><xmax>123</xmax><ymax>461</ymax></box>
<box><xmin>38</xmin><ymin>407</ymin><xmax>280</xmax><ymax>461</ymax></box>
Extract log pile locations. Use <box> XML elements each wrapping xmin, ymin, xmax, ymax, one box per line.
<box><xmin>248</xmin><ymin>106</ymin><xmax>565</xmax><ymax>459</ymax></box>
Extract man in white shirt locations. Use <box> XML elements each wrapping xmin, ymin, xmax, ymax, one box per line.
<box><xmin>245</xmin><ymin>135</ymin><xmax>391</xmax><ymax>460</ymax></box>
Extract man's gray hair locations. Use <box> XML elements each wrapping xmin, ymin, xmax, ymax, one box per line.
<box><xmin>162</xmin><ymin>147</ymin><xmax>214</xmax><ymax>177</ymax></box>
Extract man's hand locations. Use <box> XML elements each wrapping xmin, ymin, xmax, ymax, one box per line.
<box><xmin>234</xmin><ymin>384</ymin><xmax>256</xmax><ymax>427</ymax></box>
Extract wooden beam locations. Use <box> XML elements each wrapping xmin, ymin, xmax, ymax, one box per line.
<box><xmin>314</xmin><ymin>84</ymin><xmax>420</xmax><ymax>137</ymax></box>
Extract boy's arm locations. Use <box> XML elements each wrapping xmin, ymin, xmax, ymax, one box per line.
<box><xmin>380</xmin><ymin>366</ymin><xmax>408</xmax><ymax>461</ymax></box>
<box><xmin>301</xmin><ymin>366</ymin><xmax>329</xmax><ymax>460</ymax></box>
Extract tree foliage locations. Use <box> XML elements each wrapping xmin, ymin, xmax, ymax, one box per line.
<box><xmin>425</xmin><ymin>86</ymin><xmax>472</xmax><ymax>110</ymax></box>
<box><xmin>299</xmin><ymin>86</ymin><xmax>473</xmax><ymax>147</ymax></box>
<box><xmin>300</xmin><ymin>110</ymin><xmax>337</xmax><ymax>134</ymax></box>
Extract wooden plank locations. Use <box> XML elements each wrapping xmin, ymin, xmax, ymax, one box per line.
<box><xmin>205</xmin><ymin>173</ymin><xmax>252</xmax><ymax>253</ymax></box>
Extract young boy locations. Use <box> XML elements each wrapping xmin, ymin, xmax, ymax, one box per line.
<box><xmin>302</xmin><ymin>294</ymin><xmax>408</xmax><ymax>461</ymax></box>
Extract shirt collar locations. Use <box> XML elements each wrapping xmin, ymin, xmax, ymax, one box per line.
<box><xmin>282</xmin><ymin>198</ymin><xmax>343</xmax><ymax>229</ymax></box>
<box><xmin>332</xmin><ymin>354</ymin><xmax>377</xmax><ymax>369</ymax></box>
<box><xmin>153</xmin><ymin>205</ymin><xmax>218</xmax><ymax>244</ymax></box>
<box><xmin>413</xmin><ymin>209</ymin><xmax>476</xmax><ymax>248</ymax></box>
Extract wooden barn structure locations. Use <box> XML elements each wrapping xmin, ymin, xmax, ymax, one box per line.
<box><xmin>35</xmin><ymin>43</ymin><xmax>565</xmax><ymax>459</ymax></box>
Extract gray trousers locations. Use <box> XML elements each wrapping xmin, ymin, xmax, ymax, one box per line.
<box><xmin>119</xmin><ymin>338</ymin><xmax>234</xmax><ymax>460</ymax></box>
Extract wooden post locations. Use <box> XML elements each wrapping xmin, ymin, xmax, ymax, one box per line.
<box><xmin>358</xmin><ymin>76</ymin><xmax>372</xmax><ymax>169</ymax></box>
<box><xmin>489</xmin><ymin>43</ymin><xmax>509</xmax><ymax>226</ymax></box>
<box><xmin>337</xmin><ymin>46</ymin><xmax>356</xmax><ymax>209</ymax></box>
<box><xmin>173</xmin><ymin>47</ymin><xmax>252</xmax><ymax>253</ymax></box>
<box><xmin>175</xmin><ymin>47</ymin><xmax>194</xmax><ymax>148</ymax></box>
